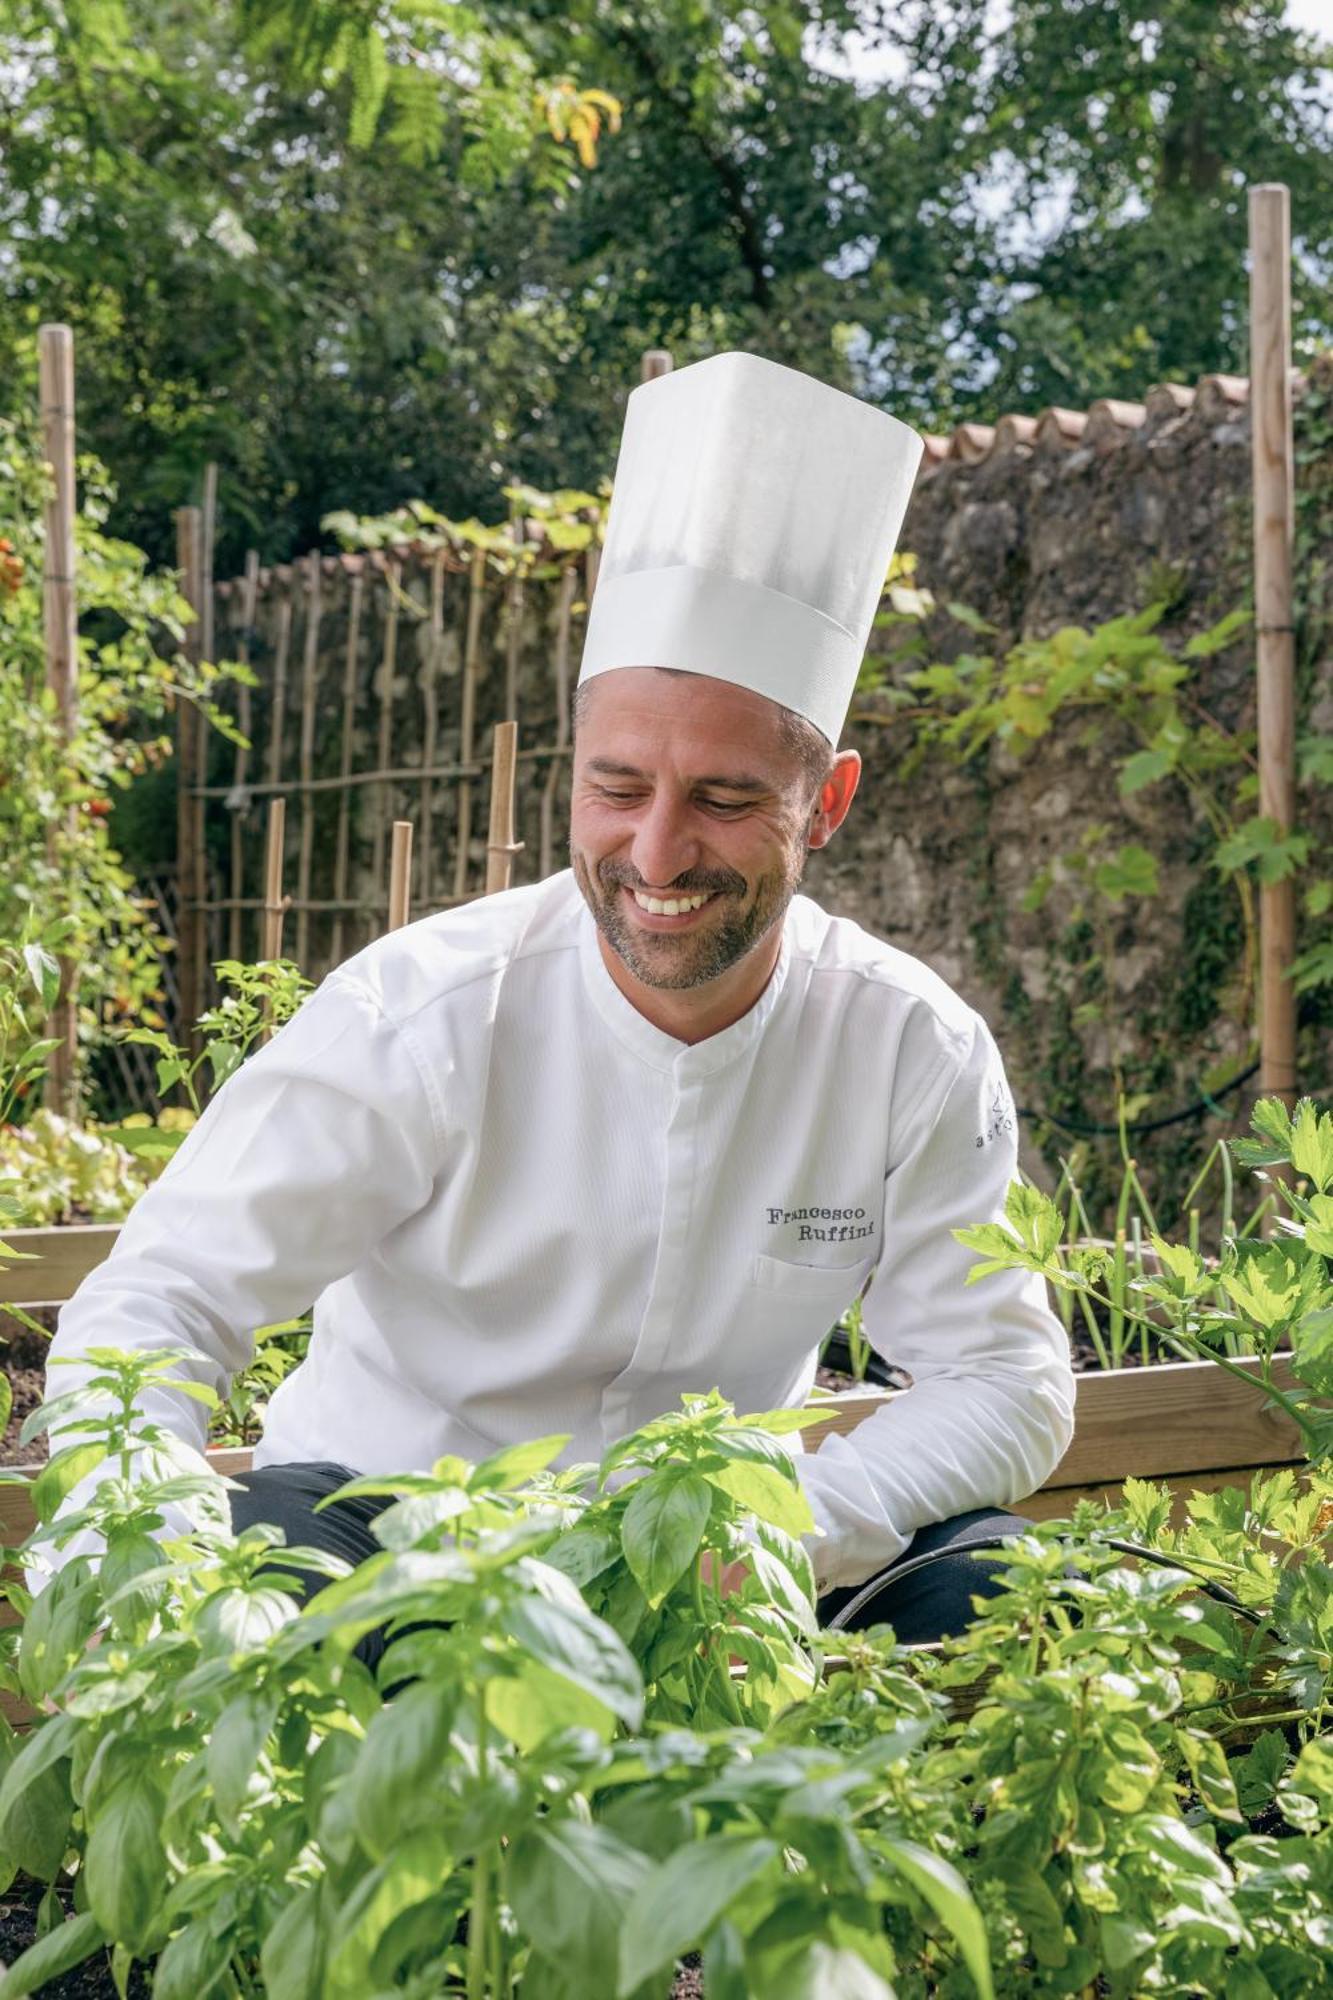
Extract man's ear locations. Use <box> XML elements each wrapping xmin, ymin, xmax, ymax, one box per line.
<box><xmin>808</xmin><ymin>750</ymin><xmax>861</xmax><ymax>850</ymax></box>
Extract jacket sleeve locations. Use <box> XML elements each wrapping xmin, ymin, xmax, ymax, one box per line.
<box><xmin>27</xmin><ymin>971</ymin><xmax>442</xmax><ymax>1584</ymax></box>
<box><xmin>790</xmin><ymin>1008</ymin><xmax>1075</xmax><ymax>1593</ymax></box>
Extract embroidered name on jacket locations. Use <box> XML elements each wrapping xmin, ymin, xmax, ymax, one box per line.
<box><xmin>766</xmin><ymin>1204</ymin><xmax>876</xmax><ymax>1245</ymax></box>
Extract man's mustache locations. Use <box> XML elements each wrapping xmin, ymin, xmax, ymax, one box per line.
<box><xmin>597</xmin><ymin>863</ymin><xmax>744</xmax><ymax>898</ymax></box>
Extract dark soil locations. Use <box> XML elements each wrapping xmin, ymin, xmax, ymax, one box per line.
<box><xmin>671</xmin><ymin>1953</ymin><xmax>704</xmax><ymax>1997</ymax></box>
<box><xmin>0</xmin><ymin>1878</ymin><xmax>151</xmax><ymax>1996</ymax></box>
<box><xmin>2</xmin><ymin>1316</ymin><xmax>56</xmax><ymax>1468</ymax></box>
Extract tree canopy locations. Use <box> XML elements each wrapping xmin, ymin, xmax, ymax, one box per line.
<box><xmin>2</xmin><ymin>0</ymin><xmax>1330</xmax><ymax>570</ymax></box>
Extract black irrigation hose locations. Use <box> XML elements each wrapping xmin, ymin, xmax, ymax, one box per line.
<box><xmin>824</xmin><ymin>1533</ymin><xmax>1263</xmax><ymax>1634</ymax></box>
<box><xmin>1016</xmin><ymin>1062</ymin><xmax>1262</xmax><ymax>1140</ymax></box>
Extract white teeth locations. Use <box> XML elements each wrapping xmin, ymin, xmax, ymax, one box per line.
<box><xmin>632</xmin><ymin>889</ymin><xmax>711</xmax><ymax>916</ymax></box>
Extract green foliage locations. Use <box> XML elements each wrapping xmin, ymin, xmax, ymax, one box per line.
<box><xmin>10</xmin><ymin>0</ymin><xmax>1328</xmax><ymax>575</ymax></box>
<box><xmin>0</xmin><ymin>422</ymin><xmax>248</xmax><ymax>1096</ymax></box>
<box><xmin>110</xmin><ymin>955</ymin><xmax>313</xmax><ymax>1132</ymax></box>
<box><xmin>5</xmin><ymin>1350</ymin><xmax>1333</xmax><ymax>1996</ymax></box>
<box><xmin>959</xmin><ymin>1096</ymin><xmax>1333</xmax><ymax>1461</ymax></box>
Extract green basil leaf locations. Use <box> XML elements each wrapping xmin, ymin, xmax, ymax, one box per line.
<box><xmin>502</xmin><ymin>1595</ymin><xmax>643</xmax><ymax>1730</ymax></box>
<box><xmin>622</xmin><ymin>1473</ymin><xmax>712</xmax><ymax>1606</ymax></box>
<box><xmin>85</xmin><ymin>1774</ymin><xmax>166</xmax><ymax>1954</ymax></box>
<box><xmin>774</xmin><ymin>1940</ymin><xmax>897</xmax><ymax>1999</ymax></box>
<box><xmin>346</xmin><ymin>1680</ymin><xmax>456</xmax><ymax>1861</ymax></box>
<box><xmin>878</xmin><ymin>1836</ymin><xmax>994</xmax><ymax>1999</ymax></box>
<box><xmin>31</xmin><ymin>1441</ymin><xmax>107</xmax><ymax>1526</ymax></box>
<box><xmin>150</xmin><ymin>1911</ymin><xmax>235</xmax><ymax>2000</ymax></box>
<box><xmin>486</xmin><ymin>1657</ymin><xmax>622</xmax><ymax>1749</ymax></box>
<box><xmin>618</xmin><ymin>1837</ymin><xmax>779</xmax><ymax>1994</ymax></box>
<box><xmin>0</xmin><ymin>1746</ymin><xmax>73</xmax><ymax>1884</ymax></box>
<box><xmin>206</xmin><ymin>1689</ymin><xmax>278</xmax><ymax>1835</ymax></box>
<box><xmin>469</xmin><ymin>1434</ymin><xmax>571</xmax><ymax>1491</ymax></box>
<box><xmin>510</xmin><ymin>1819</ymin><xmax>651</xmax><ymax>1991</ymax></box>
<box><xmin>259</xmin><ymin>1885</ymin><xmax>325</xmax><ymax>2000</ymax></box>
<box><xmin>323</xmin><ymin>1830</ymin><xmax>452</xmax><ymax>2000</ymax></box>
<box><xmin>706</xmin><ymin>1461</ymin><xmax>813</xmax><ymax>1537</ymax></box>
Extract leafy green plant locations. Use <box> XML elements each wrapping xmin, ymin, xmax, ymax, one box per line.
<box><xmin>0</xmin><ymin>420</ymin><xmax>251</xmax><ymax>1099</ymax></box>
<box><xmin>543</xmin><ymin>1389</ymin><xmax>820</xmax><ymax>1730</ymax></box>
<box><xmin>0</xmin><ymin>922</ymin><xmax>73</xmax><ymax>1135</ymax></box>
<box><xmin>10</xmin><ymin>1088</ymin><xmax>1333</xmax><ymax>2000</ymax></box>
<box><xmin>958</xmin><ymin>1096</ymin><xmax>1333</xmax><ymax>1455</ymax></box>
<box><xmin>5</xmin><ymin>1343</ymin><xmax>1333</xmax><ymax>1997</ymax></box>
<box><xmin>108</xmin><ymin>956</ymin><xmax>313</xmax><ymax>1150</ymax></box>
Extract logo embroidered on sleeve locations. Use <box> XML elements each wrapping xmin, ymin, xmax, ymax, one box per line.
<box><xmin>976</xmin><ymin>1079</ymin><xmax>1016</xmax><ymax>1149</ymax></box>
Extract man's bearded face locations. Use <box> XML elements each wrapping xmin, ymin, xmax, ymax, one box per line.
<box><xmin>568</xmin><ymin>668</ymin><xmax>820</xmax><ymax>994</ymax></box>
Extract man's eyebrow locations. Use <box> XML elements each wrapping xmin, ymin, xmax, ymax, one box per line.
<box><xmin>585</xmin><ymin>757</ymin><xmax>772</xmax><ymax>793</ymax></box>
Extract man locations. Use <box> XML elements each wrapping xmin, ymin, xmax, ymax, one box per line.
<box><xmin>38</xmin><ymin>353</ymin><xmax>1075</xmax><ymax>1646</ymax></box>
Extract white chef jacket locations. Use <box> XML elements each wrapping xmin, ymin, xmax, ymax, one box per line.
<box><xmin>38</xmin><ymin>871</ymin><xmax>1074</xmax><ymax>1592</ymax></box>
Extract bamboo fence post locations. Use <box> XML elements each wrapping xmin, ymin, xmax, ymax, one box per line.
<box><xmin>539</xmin><ymin>564</ymin><xmax>578</xmax><ymax>877</ymax></box>
<box><xmin>453</xmin><ymin>548</ymin><xmax>486</xmax><ymax>897</ymax></box>
<box><xmin>387</xmin><ymin>820</ymin><xmax>413</xmax><ymax>931</ymax></box>
<box><xmin>419</xmin><ymin>551</ymin><xmax>446</xmax><ymax>909</ymax></box>
<box><xmin>174</xmin><ymin>506</ymin><xmax>206</xmax><ymax>1056</ymax></box>
<box><xmin>1249</xmin><ymin>184</ymin><xmax>1298</xmax><ymax>1110</ymax></box>
<box><xmin>227</xmin><ymin>550</ymin><xmax>260</xmax><ymax>961</ymax></box>
<box><xmin>329</xmin><ymin>569</ymin><xmax>365</xmax><ymax>967</ymax></box>
<box><xmin>38</xmin><ymin>324</ymin><xmax>79</xmax><ymax>1112</ymax></box>
<box><xmin>295</xmin><ymin>553</ymin><xmax>323</xmax><ymax>969</ymax></box>
<box><xmin>370</xmin><ymin>558</ymin><xmax>401</xmax><ymax>930</ymax></box>
<box><xmin>485</xmin><ymin>721</ymin><xmax>523</xmax><ymax>895</ymax></box>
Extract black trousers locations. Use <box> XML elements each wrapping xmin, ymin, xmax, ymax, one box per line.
<box><xmin>230</xmin><ymin>1461</ymin><xmax>1033</xmax><ymax>1670</ymax></box>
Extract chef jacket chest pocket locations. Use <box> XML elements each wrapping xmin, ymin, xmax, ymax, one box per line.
<box><xmin>748</xmin><ymin>1252</ymin><xmax>876</xmax><ymax>1360</ymax></box>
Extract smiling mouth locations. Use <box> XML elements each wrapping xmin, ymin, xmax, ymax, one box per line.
<box><xmin>622</xmin><ymin>886</ymin><xmax>719</xmax><ymax>921</ymax></box>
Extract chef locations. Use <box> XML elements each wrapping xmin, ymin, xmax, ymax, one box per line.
<box><xmin>37</xmin><ymin>352</ymin><xmax>1076</xmax><ymax>1642</ymax></box>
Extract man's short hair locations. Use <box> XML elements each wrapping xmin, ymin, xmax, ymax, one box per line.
<box><xmin>571</xmin><ymin>670</ymin><xmax>834</xmax><ymax>804</ymax></box>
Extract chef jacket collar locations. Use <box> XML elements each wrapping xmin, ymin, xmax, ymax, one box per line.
<box><xmin>576</xmin><ymin>899</ymin><xmax>792</xmax><ymax>1076</ymax></box>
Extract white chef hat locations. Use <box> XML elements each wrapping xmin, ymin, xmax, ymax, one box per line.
<box><xmin>577</xmin><ymin>351</ymin><xmax>923</xmax><ymax>744</ymax></box>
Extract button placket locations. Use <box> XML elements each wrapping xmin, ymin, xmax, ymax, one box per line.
<box><xmin>599</xmin><ymin>1062</ymin><xmax>702</xmax><ymax>1439</ymax></box>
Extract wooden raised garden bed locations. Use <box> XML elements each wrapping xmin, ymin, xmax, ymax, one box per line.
<box><xmin>0</xmin><ymin>1222</ymin><xmax>1307</xmax><ymax>1544</ymax></box>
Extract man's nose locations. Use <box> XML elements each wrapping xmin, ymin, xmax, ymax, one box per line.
<box><xmin>629</xmin><ymin>793</ymin><xmax>699</xmax><ymax>888</ymax></box>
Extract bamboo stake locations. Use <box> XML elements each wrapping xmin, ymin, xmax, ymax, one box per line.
<box><xmin>295</xmin><ymin>553</ymin><xmax>323</xmax><ymax>968</ymax></box>
<box><xmin>174</xmin><ymin>506</ymin><xmax>206</xmax><ymax>1057</ymax></box>
<box><xmin>38</xmin><ymin>324</ymin><xmax>78</xmax><ymax>1113</ymax></box>
<box><xmin>200</xmin><ymin>461</ymin><xmax>217</xmax><ymax>666</ymax></box>
<box><xmin>504</xmin><ymin>528</ymin><xmax>524</xmax><ymax>725</ymax></box>
<box><xmin>369</xmin><ymin>558</ymin><xmax>401</xmax><ymax>928</ymax></box>
<box><xmin>485</xmin><ymin>721</ymin><xmax>523</xmax><ymax>895</ymax></box>
<box><xmin>1249</xmin><ymin>184</ymin><xmax>1298</xmax><ymax>1109</ymax></box>
<box><xmin>261</xmin><ymin>798</ymin><xmax>288</xmax><ymax>962</ymax></box>
<box><xmin>388</xmin><ymin>820</ymin><xmax>413</xmax><ymax>931</ymax></box>
<box><xmin>266</xmin><ymin>587</ymin><xmax>294</xmax><ymax>791</ymax></box>
<box><xmin>453</xmin><ymin>548</ymin><xmax>486</xmax><ymax>898</ymax></box>
<box><xmin>227</xmin><ymin>550</ymin><xmax>260</xmax><ymax>960</ymax></box>
<box><xmin>329</xmin><ymin>571</ymin><xmax>364</xmax><ymax>967</ymax></box>
<box><xmin>419</xmin><ymin>551</ymin><xmax>445</xmax><ymax>908</ymax></box>
<box><xmin>259</xmin><ymin>798</ymin><xmax>290</xmax><ymax>1045</ymax></box>
<box><xmin>539</xmin><ymin>564</ymin><xmax>578</xmax><ymax>877</ymax></box>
